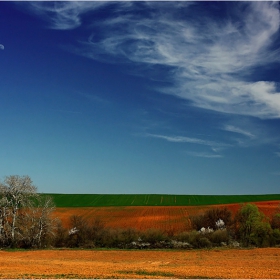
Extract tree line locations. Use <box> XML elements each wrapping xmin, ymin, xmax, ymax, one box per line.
<box><xmin>1</xmin><ymin>175</ymin><xmax>280</xmax><ymax>249</ymax></box>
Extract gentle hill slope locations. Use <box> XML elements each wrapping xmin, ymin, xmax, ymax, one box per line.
<box><xmin>42</xmin><ymin>193</ymin><xmax>280</xmax><ymax>207</ymax></box>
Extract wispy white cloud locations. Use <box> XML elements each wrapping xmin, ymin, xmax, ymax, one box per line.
<box><xmin>145</xmin><ymin>133</ymin><xmax>226</xmax><ymax>158</ymax></box>
<box><xmin>271</xmin><ymin>171</ymin><xmax>280</xmax><ymax>176</ymax></box>
<box><xmin>187</xmin><ymin>151</ymin><xmax>223</xmax><ymax>158</ymax></box>
<box><xmin>146</xmin><ymin>133</ymin><xmax>228</xmax><ymax>149</ymax></box>
<box><xmin>223</xmin><ymin>125</ymin><xmax>255</xmax><ymax>139</ymax></box>
<box><xmin>0</xmin><ymin>44</ymin><xmax>4</xmax><ymax>50</ymax></box>
<box><xmin>26</xmin><ymin>1</ymin><xmax>107</xmax><ymax>30</ymax></box>
<box><xmin>220</xmin><ymin>118</ymin><xmax>280</xmax><ymax>149</ymax></box>
<box><xmin>27</xmin><ymin>1</ymin><xmax>280</xmax><ymax>119</ymax></box>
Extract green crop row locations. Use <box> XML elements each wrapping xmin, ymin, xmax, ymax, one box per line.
<box><xmin>41</xmin><ymin>193</ymin><xmax>280</xmax><ymax>207</ymax></box>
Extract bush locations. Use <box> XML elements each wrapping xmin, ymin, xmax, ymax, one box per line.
<box><xmin>121</xmin><ymin>228</ymin><xmax>139</xmax><ymax>244</ymax></box>
<box><xmin>190</xmin><ymin>214</ymin><xmax>205</xmax><ymax>231</ymax></box>
<box><xmin>52</xmin><ymin>220</ymin><xmax>68</xmax><ymax>247</ymax></box>
<box><xmin>187</xmin><ymin>231</ymin><xmax>212</xmax><ymax>248</ymax></box>
<box><xmin>271</xmin><ymin>213</ymin><xmax>280</xmax><ymax>229</ymax></box>
<box><xmin>271</xmin><ymin>229</ymin><xmax>280</xmax><ymax>245</ymax></box>
<box><xmin>99</xmin><ymin>228</ymin><xmax>120</xmax><ymax>248</ymax></box>
<box><xmin>204</xmin><ymin>207</ymin><xmax>232</xmax><ymax>229</ymax></box>
<box><xmin>87</xmin><ymin>217</ymin><xmax>106</xmax><ymax>247</ymax></box>
<box><xmin>140</xmin><ymin>228</ymin><xmax>168</xmax><ymax>244</ymax></box>
<box><xmin>235</xmin><ymin>203</ymin><xmax>273</xmax><ymax>247</ymax></box>
<box><xmin>67</xmin><ymin>215</ymin><xmax>89</xmax><ymax>247</ymax></box>
<box><xmin>174</xmin><ymin>231</ymin><xmax>192</xmax><ymax>243</ymax></box>
<box><xmin>100</xmin><ymin>228</ymin><xmax>139</xmax><ymax>248</ymax></box>
<box><xmin>63</xmin><ymin>215</ymin><xmax>107</xmax><ymax>248</ymax></box>
<box><xmin>190</xmin><ymin>207</ymin><xmax>232</xmax><ymax>230</ymax></box>
<box><xmin>198</xmin><ymin>237</ymin><xmax>212</xmax><ymax>248</ymax></box>
<box><xmin>251</xmin><ymin>220</ymin><xmax>272</xmax><ymax>247</ymax></box>
<box><xmin>209</xmin><ymin>229</ymin><xmax>229</xmax><ymax>245</ymax></box>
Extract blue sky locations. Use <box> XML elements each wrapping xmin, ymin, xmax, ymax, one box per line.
<box><xmin>0</xmin><ymin>1</ymin><xmax>280</xmax><ymax>195</ymax></box>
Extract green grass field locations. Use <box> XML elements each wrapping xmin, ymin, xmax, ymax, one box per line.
<box><xmin>42</xmin><ymin>193</ymin><xmax>280</xmax><ymax>207</ymax></box>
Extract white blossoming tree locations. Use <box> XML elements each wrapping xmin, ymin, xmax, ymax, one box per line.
<box><xmin>215</xmin><ymin>219</ymin><xmax>225</xmax><ymax>230</ymax></box>
<box><xmin>0</xmin><ymin>175</ymin><xmax>56</xmax><ymax>248</ymax></box>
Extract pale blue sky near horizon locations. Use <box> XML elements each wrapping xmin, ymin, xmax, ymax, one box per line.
<box><xmin>0</xmin><ymin>1</ymin><xmax>280</xmax><ymax>195</ymax></box>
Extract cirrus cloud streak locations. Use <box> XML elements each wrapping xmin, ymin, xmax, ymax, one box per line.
<box><xmin>26</xmin><ymin>1</ymin><xmax>280</xmax><ymax>119</ymax></box>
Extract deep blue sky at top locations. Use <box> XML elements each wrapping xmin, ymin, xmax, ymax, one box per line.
<box><xmin>0</xmin><ymin>1</ymin><xmax>280</xmax><ymax>195</ymax></box>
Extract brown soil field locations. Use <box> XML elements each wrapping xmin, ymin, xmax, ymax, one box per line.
<box><xmin>53</xmin><ymin>201</ymin><xmax>280</xmax><ymax>233</ymax></box>
<box><xmin>0</xmin><ymin>248</ymin><xmax>280</xmax><ymax>279</ymax></box>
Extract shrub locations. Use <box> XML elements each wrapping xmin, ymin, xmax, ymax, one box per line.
<box><xmin>174</xmin><ymin>231</ymin><xmax>192</xmax><ymax>243</ymax></box>
<box><xmin>64</xmin><ymin>215</ymin><xmax>108</xmax><ymax>248</ymax></box>
<box><xmin>140</xmin><ymin>228</ymin><xmax>168</xmax><ymax>245</ymax></box>
<box><xmin>198</xmin><ymin>237</ymin><xmax>212</xmax><ymax>248</ymax></box>
<box><xmin>99</xmin><ymin>228</ymin><xmax>120</xmax><ymax>248</ymax></box>
<box><xmin>67</xmin><ymin>215</ymin><xmax>90</xmax><ymax>247</ymax></box>
<box><xmin>190</xmin><ymin>214</ymin><xmax>205</xmax><ymax>231</ymax></box>
<box><xmin>209</xmin><ymin>229</ymin><xmax>229</xmax><ymax>245</ymax></box>
<box><xmin>190</xmin><ymin>207</ymin><xmax>232</xmax><ymax>230</ymax></box>
<box><xmin>252</xmin><ymin>220</ymin><xmax>272</xmax><ymax>247</ymax></box>
<box><xmin>87</xmin><ymin>217</ymin><xmax>106</xmax><ymax>247</ymax></box>
<box><xmin>235</xmin><ymin>203</ymin><xmax>273</xmax><ymax>247</ymax></box>
<box><xmin>271</xmin><ymin>229</ymin><xmax>280</xmax><ymax>245</ymax></box>
<box><xmin>187</xmin><ymin>230</ymin><xmax>212</xmax><ymax>248</ymax></box>
<box><xmin>203</xmin><ymin>207</ymin><xmax>232</xmax><ymax>229</ymax></box>
<box><xmin>271</xmin><ymin>213</ymin><xmax>280</xmax><ymax>229</ymax></box>
<box><xmin>121</xmin><ymin>228</ymin><xmax>139</xmax><ymax>244</ymax></box>
<box><xmin>53</xmin><ymin>220</ymin><xmax>68</xmax><ymax>247</ymax></box>
<box><xmin>100</xmin><ymin>228</ymin><xmax>139</xmax><ymax>248</ymax></box>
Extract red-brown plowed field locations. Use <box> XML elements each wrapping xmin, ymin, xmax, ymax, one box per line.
<box><xmin>0</xmin><ymin>248</ymin><xmax>280</xmax><ymax>279</ymax></box>
<box><xmin>53</xmin><ymin>201</ymin><xmax>280</xmax><ymax>233</ymax></box>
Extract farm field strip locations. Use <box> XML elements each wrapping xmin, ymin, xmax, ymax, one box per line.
<box><xmin>53</xmin><ymin>201</ymin><xmax>280</xmax><ymax>232</ymax></box>
<box><xmin>45</xmin><ymin>193</ymin><xmax>280</xmax><ymax>207</ymax></box>
<box><xmin>0</xmin><ymin>248</ymin><xmax>279</xmax><ymax>279</ymax></box>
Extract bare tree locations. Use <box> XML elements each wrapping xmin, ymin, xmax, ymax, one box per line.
<box><xmin>0</xmin><ymin>175</ymin><xmax>56</xmax><ymax>248</ymax></box>
<box><xmin>20</xmin><ymin>195</ymin><xmax>56</xmax><ymax>248</ymax></box>
<box><xmin>0</xmin><ymin>175</ymin><xmax>37</xmax><ymax>246</ymax></box>
<box><xmin>0</xmin><ymin>196</ymin><xmax>11</xmax><ymax>245</ymax></box>
<box><xmin>35</xmin><ymin>195</ymin><xmax>56</xmax><ymax>247</ymax></box>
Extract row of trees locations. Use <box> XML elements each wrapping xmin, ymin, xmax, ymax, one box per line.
<box><xmin>52</xmin><ymin>204</ymin><xmax>280</xmax><ymax>249</ymax></box>
<box><xmin>1</xmin><ymin>175</ymin><xmax>280</xmax><ymax>249</ymax></box>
